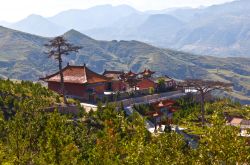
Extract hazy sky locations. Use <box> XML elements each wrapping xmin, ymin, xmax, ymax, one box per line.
<box><xmin>0</xmin><ymin>0</ymin><xmax>234</xmax><ymax>22</ymax></box>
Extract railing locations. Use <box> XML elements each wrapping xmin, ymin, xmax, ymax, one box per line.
<box><xmin>113</xmin><ymin>90</ymin><xmax>184</xmax><ymax>107</ymax></box>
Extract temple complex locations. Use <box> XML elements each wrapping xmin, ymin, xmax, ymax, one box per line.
<box><xmin>41</xmin><ymin>64</ymin><xmax>176</xmax><ymax>102</ymax></box>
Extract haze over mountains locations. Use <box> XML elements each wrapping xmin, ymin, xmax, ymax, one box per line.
<box><xmin>0</xmin><ymin>0</ymin><xmax>250</xmax><ymax>103</ymax></box>
<box><xmin>1</xmin><ymin>0</ymin><xmax>250</xmax><ymax>57</ymax></box>
<box><xmin>1</xmin><ymin>26</ymin><xmax>250</xmax><ymax>103</ymax></box>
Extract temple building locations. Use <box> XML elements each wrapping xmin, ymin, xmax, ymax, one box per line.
<box><xmin>137</xmin><ymin>69</ymin><xmax>156</xmax><ymax>90</ymax></box>
<box><xmin>102</xmin><ymin>70</ymin><xmax>127</xmax><ymax>91</ymax></box>
<box><xmin>152</xmin><ymin>100</ymin><xmax>178</xmax><ymax>125</ymax></box>
<box><xmin>154</xmin><ymin>76</ymin><xmax>176</xmax><ymax>89</ymax></box>
<box><xmin>40</xmin><ymin>64</ymin><xmax>124</xmax><ymax>102</ymax></box>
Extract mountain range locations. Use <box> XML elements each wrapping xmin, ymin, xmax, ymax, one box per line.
<box><xmin>1</xmin><ymin>0</ymin><xmax>250</xmax><ymax>57</ymax></box>
<box><xmin>0</xmin><ymin>26</ymin><xmax>250</xmax><ymax>103</ymax></box>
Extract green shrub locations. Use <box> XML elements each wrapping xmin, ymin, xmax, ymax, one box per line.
<box><xmin>149</xmin><ymin>87</ymin><xmax>155</xmax><ymax>95</ymax></box>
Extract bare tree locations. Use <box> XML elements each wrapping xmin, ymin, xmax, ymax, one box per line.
<box><xmin>180</xmin><ymin>79</ymin><xmax>232</xmax><ymax>127</ymax></box>
<box><xmin>45</xmin><ymin>36</ymin><xmax>81</xmax><ymax>104</ymax></box>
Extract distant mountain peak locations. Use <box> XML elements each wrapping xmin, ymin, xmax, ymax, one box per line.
<box><xmin>91</xmin><ymin>4</ymin><xmax>112</xmax><ymax>8</ymax></box>
<box><xmin>25</xmin><ymin>14</ymin><xmax>46</xmax><ymax>20</ymax></box>
<box><xmin>115</xmin><ymin>4</ymin><xmax>137</xmax><ymax>9</ymax></box>
<box><xmin>63</xmin><ymin>29</ymin><xmax>94</xmax><ymax>41</ymax></box>
<box><xmin>15</xmin><ymin>14</ymin><xmax>52</xmax><ymax>25</ymax></box>
<box><xmin>9</xmin><ymin>14</ymin><xmax>66</xmax><ymax>37</ymax></box>
<box><xmin>89</xmin><ymin>4</ymin><xmax>136</xmax><ymax>10</ymax></box>
<box><xmin>64</xmin><ymin>29</ymin><xmax>82</xmax><ymax>35</ymax></box>
<box><xmin>64</xmin><ymin>29</ymin><xmax>89</xmax><ymax>37</ymax></box>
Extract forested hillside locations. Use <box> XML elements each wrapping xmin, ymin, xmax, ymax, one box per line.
<box><xmin>0</xmin><ymin>79</ymin><xmax>249</xmax><ymax>164</ymax></box>
<box><xmin>0</xmin><ymin>79</ymin><xmax>60</xmax><ymax>118</ymax></box>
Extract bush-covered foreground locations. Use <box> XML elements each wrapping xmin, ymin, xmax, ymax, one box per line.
<box><xmin>0</xmin><ymin>79</ymin><xmax>249</xmax><ymax>164</ymax></box>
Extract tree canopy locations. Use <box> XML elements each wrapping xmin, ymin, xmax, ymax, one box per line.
<box><xmin>0</xmin><ymin>79</ymin><xmax>249</xmax><ymax>164</ymax></box>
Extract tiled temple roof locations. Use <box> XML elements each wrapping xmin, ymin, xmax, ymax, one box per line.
<box><xmin>41</xmin><ymin>64</ymin><xmax>110</xmax><ymax>84</ymax></box>
<box><xmin>103</xmin><ymin>70</ymin><xmax>124</xmax><ymax>81</ymax></box>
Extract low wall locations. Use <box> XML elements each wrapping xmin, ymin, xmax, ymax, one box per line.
<box><xmin>80</xmin><ymin>103</ymin><xmax>98</xmax><ymax>112</ymax></box>
<box><xmin>113</xmin><ymin>90</ymin><xmax>184</xmax><ymax>107</ymax></box>
<box><xmin>75</xmin><ymin>91</ymin><xmax>184</xmax><ymax>114</ymax></box>
<box><xmin>44</xmin><ymin>104</ymin><xmax>97</xmax><ymax>115</ymax></box>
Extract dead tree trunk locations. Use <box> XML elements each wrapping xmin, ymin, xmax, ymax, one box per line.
<box><xmin>58</xmin><ymin>55</ymin><xmax>67</xmax><ymax>104</ymax></box>
<box><xmin>200</xmin><ymin>92</ymin><xmax>205</xmax><ymax>127</ymax></box>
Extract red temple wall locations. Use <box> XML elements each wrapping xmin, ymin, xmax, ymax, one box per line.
<box><xmin>48</xmin><ymin>82</ymin><xmax>87</xmax><ymax>98</ymax></box>
<box><xmin>137</xmin><ymin>79</ymin><xmax>156</xmax><ymax>90</ymax></box>
<box><xmin>112</xmin><ymin>81</ymin><xmax>126</xmax><ymax>91</ymax></box>
<box><xmin>48</xmin><ymin>82</ymin><xmax>110</xmax><ymax>99</ymax></box>
<box><xmin>88</xmin><ymin>84</ymin><xmax>107</xmax><ymax>94</ymax></box>
<box><xmin>48</xmin><ymin>82</ymin><xmax>61</xmax><ymax>94</ymax></box>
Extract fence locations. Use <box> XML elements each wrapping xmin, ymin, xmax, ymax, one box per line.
<box><xmin>113</xmin><ymin>90</ymin><xmax>184</xmax><ymax>107</ymax></box>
